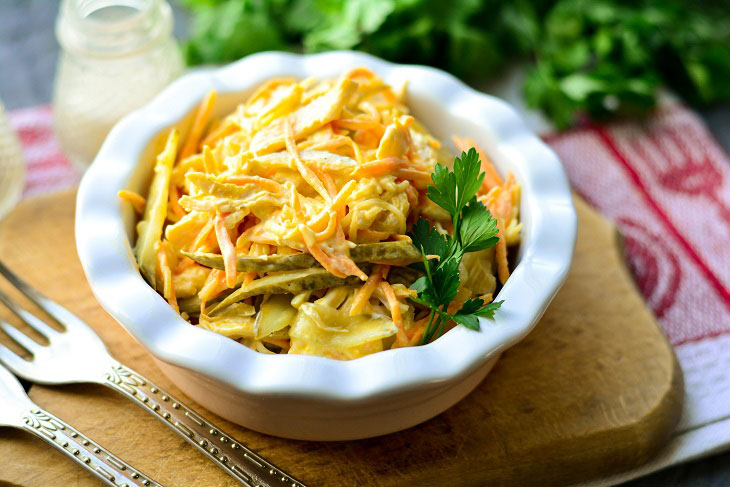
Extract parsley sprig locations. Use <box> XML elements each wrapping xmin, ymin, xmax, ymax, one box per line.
<box><xmin>408</xmin><ymin>148</ymin><xmax>503</xmax><ymax>344</ymax></box>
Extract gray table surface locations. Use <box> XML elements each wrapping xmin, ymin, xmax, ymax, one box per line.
<box><xmin>1</xmin><ymin>1</ymin><xmax>729</xmax><ymax>486</ymax></box>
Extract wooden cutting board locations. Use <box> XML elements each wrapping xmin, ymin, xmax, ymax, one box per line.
<box><xmin>0</xmin><ymin>191</ymin><xmax>682</xmax><ymax>487</ymax></box>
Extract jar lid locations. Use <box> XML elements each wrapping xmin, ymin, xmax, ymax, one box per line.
<box><xmin>56</xmin><ymin>0</ymin><xmax>174</xmax><ymax>58</ymax></box>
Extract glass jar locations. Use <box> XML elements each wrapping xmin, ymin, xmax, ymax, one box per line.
<box><xmin>0</xmin><ymin>101</ymin><xmax>26</xmax><ymax>219</ymax></box>
<box><xmin>53</xmin><ymin>0</ymin><xmax>184</xmax><ymax>170</ymax></box>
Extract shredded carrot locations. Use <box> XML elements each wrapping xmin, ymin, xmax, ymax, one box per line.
<box><xmin>242</xmin><ymin>272</ymin><xmax>256</xmax><ymax>288</ymax></box>
<box><xmin>379</xmin><ymin>280</ymin><xmax>407</xmax><ymax>344</ymax></box>
<box><xmin>174</xmin><ymin>258</ymin><xmax>195</xmax><ymax>276</ymax></box>
<box><xmin>168</xmin><ymin>184</ymin><xmax>186</xmax><ymax>220</ymax></box>
<box><xmin>199</xmin><ymin>269</ymin><xmax>225</xmax><ymax>315</ymax></box>
<box><xmin>310</xmin><ymin>164</ymin><xmax>341</xmax><ymax>225</ymax></box>
<box><xmin>202</xmin><ymin>146</ymin><xmax>220</xmax><ymax>174</ymax></box>
<box><xmin>314</xmin><ymin>212</ymin><xmax>338</xmax><ymax>242</ymax></box>
<box><xmin>345</xmin><ymin>67</ymin><xmax>378</xmax><ymax>81</ymax></box>
<box><xmin>180</xmin><ymin>90</ymin><xmax>216</xmax><ymax>160</ymax></box>
<box><xmin>404</xmin><ymin>183</ymin><xmax>419</xmax><ymax>209</ymax></box>
<box><xmin>399</xmin><ymin>315</ymin><xmax>429</xmax><ymax>348</ymax></box>
<box><xmin>480</xmin><ymin>186</ymin><xmax>512</xmax><ymax>285</ymax></box>
<box><xmin>190</xmin><ymin>218</ymin><xmax>215</xmax><ymax>251</ymax></box>
<box><xmin>289</xmin><ymin>170</ymin><xmax>365</xmax><ymax>280</ymax></box>
<box><xmin>117</xmin><ymin>189</ymin><xmax>146</xmax><ymax>214</ymax></box>
<box><xmin>306</xmin><ymin>237</ymin><xmax>367</xmax><ymax>280</ymax></box>
<box><xmin>394</xmin><ymin>168</ymin><xmax>432</xmax><ymax>189</ymax></box>
<box><xmin>495</xmin><ymin>222</ymin><xmax>510</xmax><ymax>285</ymax></box>
<box><xmin>156</xmin><ymin>243</ymin><xmax>178</xmax><ymax>313</ymax></box>
<box><xmin>201</xmin><ymin>119</ymin><xmax>237</xmax><ymax>148</ymax></box>
<box><xmin>214</xmin><ymin>214</ymin><xmax>237</xmax><ymax>288</ymax></box>
<box><xmin>353</xmin><ymin>128</ymin><xmax>381</xmax><ymax>149</ymax></box>
<box><xmin>245</xmin><ymin>78</ymin><xmax>298</xmax><ymax>111</ymax></box>
<box><xmin>352</xmin><ymin>157</ymin><xmax>406</xmax><ymax>177</ymax></box>
<box><xmin>285</xmin><ymin>119</ymin><xmax>330</xmax><ymax>201</ymax></box>
<box><xmin>350</xmin><ymin>265</ymin><xmax>383</xmax><ymax>315</ymax></box>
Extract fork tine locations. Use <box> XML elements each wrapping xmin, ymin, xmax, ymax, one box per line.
<box><xmin>0</xmin><ymin>288</ymin><xmax>58</xmax><ymax>339</ymax></box>
<box><xmin>0</xmin><ymin>342</ymin><xmax>34</xmax><ymax>377</ymax></box>
<box><xmin>0</xmin><ymin>260</ymin><xmax>91</xmax><ymax>333</ymax></box>
<box><xmin>0</xmin><ymin>318</ymin><xmax>41</xmax><ymax>354</ymax></box>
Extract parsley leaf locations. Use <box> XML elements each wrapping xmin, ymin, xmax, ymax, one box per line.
<box><xmin>407</xmin><ymin>217</ymin><xmax>460</xmax><ymax>308</ymax></box>
<box><xmin>452</xmin><ymin>298</ymin><xmax>504</xmax><ymax>331</ymax></box>
<box><xmin>451</xmin><ymin>313</ymin><xmax>480</xmax><ymax>331</ymax></box>
<box><xmin>457</xmin><ymin>297</ymin><xmax>504</xmax><ymax>318</ymax></box>
<box><xmin>452</xmin><ymin>148</ymin><xmax>484</xmax><ymax>212</ymax></box>
<box><xmin>408</xmin><ymin>147</ymin><xmax>503</xmax><ymax>343</ymax></box>
<box><xmin>409</xmin><ymin>275</ymin><xmax>437</xmax><ymax>309</ymax></box>
<box><xmin>181</xmin><ymin>1</ymin><xmax>730</xmax><ymax>130</ymax></box>
<box><xmin>408</xmin><ymin>217</ymin><xmax>449</xmax><ymax>273</ymax></box>
<box><xmin>459</xmin><ymin>198</ymin><xmax>500</xmax><ymax>253</ymax></box>
<box><xmin>426</xmin><ymin>163</ymin><xmax>458</xmax><ymax>219</ymax></box>
<box><xmin>431</xmin><ymin>254</ymin><xmax>461</xmax><ymax>306</ymax></box>
<box><xmin>426</xmin><ymin>148</ymin><xmax>484</xmax><ymax>229</ymax></box>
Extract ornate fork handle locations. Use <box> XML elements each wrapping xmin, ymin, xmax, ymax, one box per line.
<box><xmin>21</xmin><ymin>407</ymin><xmax>160</xmax><ymax>487</ymax></box>
<box><xmin>102</xmin><ymin>362</ymin><xmax>304</xmax><ymax>487</ymax></box>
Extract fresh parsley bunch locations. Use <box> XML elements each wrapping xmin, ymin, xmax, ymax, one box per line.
<box><xmin>179</xmin><ymin>0</ymin><xmax>730</xmax><ymax>130</ymax></box>
<box><xmin>523</xmin><ymin>0</ymin><xmax>730</xmax><ymax>128</ymax></box>
<box><xmin>408</xmin><ymin>148</ymin><xmax>503</xmax><ymax>344</ymax></box>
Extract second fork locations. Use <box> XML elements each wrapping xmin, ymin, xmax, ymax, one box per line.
<box><xmin>0</xmin><ymin>260</ymin><xmax>303</xmax><ymax>487</ymax></box>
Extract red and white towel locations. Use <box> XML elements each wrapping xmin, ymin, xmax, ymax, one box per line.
<box><xmin>7</xmin><ymin>105</ymin><xmax>79</xmax><ymax>198</ymax></box>
<box><xmin>8</xmin><ymin>102</ymin><xmax>730</xmax><ymax>485</ymax></box>
<box><xmin>545</xmin><ymin>106</ymin><xmax>730</xmax><ymax>485</ymax></box>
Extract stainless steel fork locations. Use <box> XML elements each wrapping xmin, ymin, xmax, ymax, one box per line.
<box><xmin>0</xmin><ymin>261</ymin><xmax>304</xmax><ymax>487</ymax></box>
<box><xmin>0</xmin><ymin>361</ymin><xmax>161</xmax><ymax>487</ymax></box>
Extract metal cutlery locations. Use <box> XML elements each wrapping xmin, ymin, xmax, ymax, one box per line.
<box><xmin>0</xmin><ymin>360</ymin><xmax>160</xmax><ymax>487</ymax></box>
<box><xmin>0</xmin><ymin>260</ymin><xmax>304</xmax><ymax>487</ymax></box>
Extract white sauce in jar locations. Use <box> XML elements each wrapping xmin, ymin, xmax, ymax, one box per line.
<box><xmin>53</xmin><ymin>0</ymin><xmax>183</xmax><ymax>170</ymax></box>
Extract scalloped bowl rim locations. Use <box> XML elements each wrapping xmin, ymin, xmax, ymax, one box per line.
<box><xmin>76</xmin><ymin>51</ymin><xmax>576</xmax><ymax>402</ymax></box>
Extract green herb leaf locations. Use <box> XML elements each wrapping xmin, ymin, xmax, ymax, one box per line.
<box><xmin>426</xmin><ymin>148</ymin><xmax>484</xmax><ymax>228</ymax></box>
<box><xmin>408</xmin><ymin>217</ymin><xmax>449</xmax><ymax>269</ymax></box>
<box><xmin>452</xmin><ymin>148</ymin><xmax>484</xmax><ymax>212</ymax></box>
<box><xmin>451</xmin><ymin>297</ymin><xmax>504</xmax><ymax>331</ymax></box>
<box><xmin>451</xmin><ymin>313</ymin><xmax>480</xmax><ymax>330</ymax></box>
<box><xmin>409</xmin><ymin>147</ymin><xmax>503</xmax><ymax>343</ymax></box>
<box><xmin>409</xmin><ymin>275</ymin><xmax>437</xmax><ymax>309</ymax></box>
<box><xmin>181</xmin><ymin>0</ymin><xmax>730</xmax><ymax>129</ymax></box>
<box><xmin>459</xmin><ymin>198</ymin><xmax>500</xmax><ymax>253</ymax></box>
<box><xmin>458</xmin><ymin>297</ymin><xmax>504</xmax><ymax>318</ymax></box>
<box><xmin>426</xmin><ymin>163</ymin><xmax>458</xmax><ymax>219</ymax></box>
<box><xmin>431</xmin><ymin>254</ymin><xmax>461</xmax><ymax>306</ymax></box>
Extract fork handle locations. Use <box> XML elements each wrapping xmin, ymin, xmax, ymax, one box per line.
<box><xmin>21</xmin><ymin>407</ymin><xmax>161</xmax><ymax>487</ymax></box>
<box><xmin>101</xmin><ymin>362</ymin><xmax>305</xmax><ymax>487</ymax></box>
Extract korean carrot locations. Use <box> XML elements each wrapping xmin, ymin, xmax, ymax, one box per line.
<box><xmin>350</xmin><ymin>265</ymin><xmax>383</xmax><ymax>315</ymax></box>
<box><xmin>117</xmin><ymin>189</ymin><xmax>146</xmax><ymax>214</ymax></box>
<box><xmin>214</xmin><ymin>214</ymin><xmax>237</xmax><ymax>288</ymax></box>
<box><xmin>180</xmin><ymin>89</ymin><xmax>216</xmax><ymax>160</ymax></box>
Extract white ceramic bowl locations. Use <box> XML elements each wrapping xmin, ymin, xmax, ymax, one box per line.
<box><xmin>76</xmin><ymin>51</ymin><xmax>576</xmax><ymax>441</ymax></box>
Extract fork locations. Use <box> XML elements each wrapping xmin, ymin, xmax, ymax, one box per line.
<box><xmin>0</xmin><ymin>361</ymin><xmax>161</xmax><ymax>487</ymax></box>
<box><xmin>0</xmin><ymin>260</ymin><xmax>305</xmax><ymax>487</ymax></box>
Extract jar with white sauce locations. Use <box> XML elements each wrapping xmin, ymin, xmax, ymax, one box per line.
<box><xmin>53</xmin><ymin>0</ymin><xmax>184</xmax><ymax>170</ymax></box>
<box><xmin>0</xmin><ymin>101</ymin><xmax>26</xmax><ymax>219</ymax></box>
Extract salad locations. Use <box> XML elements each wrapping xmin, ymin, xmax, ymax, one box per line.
<box><xmin>120</xmin><ymin>68</ymin><xmax>521</xmax><ymax>360</ymax></box>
